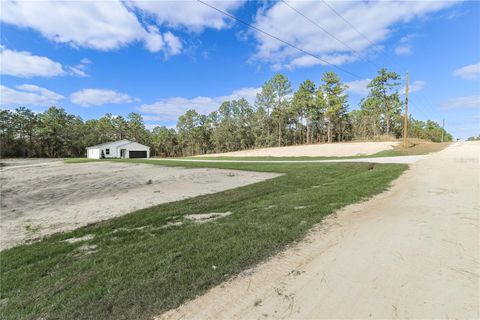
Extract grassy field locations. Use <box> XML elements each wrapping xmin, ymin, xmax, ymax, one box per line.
<box><xmin>1</xmin><ymin>160</ymin><xmax>406</xmax><ymax>319</ymax></box>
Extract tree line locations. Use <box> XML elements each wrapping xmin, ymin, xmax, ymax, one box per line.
<box><xmin>1</xmin><ymin>68</ymin><xmax>452</xmax><ymax>158</ymax></box>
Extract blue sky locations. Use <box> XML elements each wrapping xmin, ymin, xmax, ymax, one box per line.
<box><xmin>1</xmin><ymin>0</ymin><xmax>479</xmax><ymax>138</ymax></box>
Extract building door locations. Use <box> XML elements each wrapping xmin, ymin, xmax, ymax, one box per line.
<box><xmin>129</xmin><ymin>151</ymin><xmax>147</xmax><ymax>158</ymax></box>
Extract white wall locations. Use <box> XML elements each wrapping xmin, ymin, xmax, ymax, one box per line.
<box><xmin>87</xmin><ymin>141</ymin><xmax>150</xmax><ymax>159</ymax></box>
<box><xmin>103</xmin><ymin>147</ymin><xmax>119</xmax><ymax>158</ymax></box>
<box><xmin>87</xmin><ymin>147</ymin><xmax>119</xmax><ymax>158</ymax></box>
<box><xmin>87</xmin><ymin>148</ymin><xmax>100</xmax><ymax>159</ymax></box>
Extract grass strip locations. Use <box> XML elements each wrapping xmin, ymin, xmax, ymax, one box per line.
<box><xmin>1</xmin><ymin>161</ymin><xmax>406</xmax><ymax>319</ymax></box>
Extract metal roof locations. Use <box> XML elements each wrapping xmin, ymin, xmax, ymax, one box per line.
<box><xmin>86</xmin><ymin>140</ymin><xmax>134</xmax><ymax>149</ymax></box>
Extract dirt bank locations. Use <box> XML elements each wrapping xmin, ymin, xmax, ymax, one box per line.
<box><xmin>160</xmin><ymin>141</ymin><xmax>480</xmax><ymax>319</ymax></box>
<box><xmin>197</xmin><ymin>141</ymin><xmax>399</xmax><ymax>157</ymax></box>
<box><xmin>0</xmin><ymin>161</ymin><xmax>280</xmax><ymax>250</ymax></box>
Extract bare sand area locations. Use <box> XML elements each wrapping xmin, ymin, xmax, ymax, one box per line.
<box><xmin>0</xmin><ymin>158</ymin><xmax>63</xmax><ymax>168</ymax></box>
<box><xmin>0</xmin><ymin>161</ymin><xmax>280</xmax><ymax>250</ymax></box>
<box><xmin>197</xmin><ymin>141</ymin><xmax>399</xmax><ymax>157</ymax></box>
<box><xmin>160</xmin><ymin>141</ymin><xmax>480</xmax><ymax>319</ymax></box>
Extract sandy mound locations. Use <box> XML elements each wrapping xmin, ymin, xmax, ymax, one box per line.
<box><xmin>197</xmin><ymin>141</ymin><xmax>399</xmax><ymax>158</ymax></box>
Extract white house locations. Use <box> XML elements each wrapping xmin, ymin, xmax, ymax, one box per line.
<box><xmin>86</xmin><ymin>140</ymin><xmax>150</xmax><ymax>159</ymax></box>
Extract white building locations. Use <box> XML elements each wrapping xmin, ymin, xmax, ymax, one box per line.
<box><xmin>86</xmin><ymin>140</ymin><xmax>150</xmax><ymax>159</ymax></box>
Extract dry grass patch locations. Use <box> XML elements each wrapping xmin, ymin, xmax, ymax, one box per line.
<box><xmin>376</xmin><ymin>140</ymin><xmax>450</xmax><ymax>156</ymax></box>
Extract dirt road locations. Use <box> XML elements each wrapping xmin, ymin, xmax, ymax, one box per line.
<box><xmin>0</xmin><ymin>161</ymin><xmax>280</xmax><ymax>250</ymax></box>
<box><xmin>160</xmin><ymin>142</ymin><xmax>480</xmax><ymax>319</ymax></box>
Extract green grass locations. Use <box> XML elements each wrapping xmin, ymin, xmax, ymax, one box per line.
<box><xmin>182</xmin><ymin>155</ymin><xmax>350</xmax><ymax>161</ymax></box>
<box><xmin>1</xmin><ymin>160</ymin><xmax>407</xmax><ymax>320</ymax></box>
<box><xmin>64</xmin><ymin>158</ymin><xmax>102</xmax><ymax>164</ymax></box>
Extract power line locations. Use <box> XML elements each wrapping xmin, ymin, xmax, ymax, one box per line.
<box><xmin>320</xmin><ymin>0</ymin><xmax>377</xmax><ymax>49</ymax></box>
<box><xmin>410</xmin><ymin>100</ymin><xmax>431</xmax><ymax>119</ymax></box>
<box><xmin>415</xmin><ymin>90</ymin><xmax>441</xmax><ymax>115</ymax></box>
<box><xmin>199</xmin><ymin>0</ymin><xmax>438</xmax><ymax>122</ymax></box>
<box><xmin>281</xmin><ymin>0</ymin><xmax>436</xmax><ymax>118</ymax></box>
<box><xmin>196</xmin><ymin>0</ymin><xmax>365</xmax><ymax>80</ymax></box>
<box><xmin>280</xmin><ymin>0</ymin><xmax>382</xmax><ymax>70</ymax></box>
<box><xmin>320</xmin><ymin>0</ymin><xmax>437</xmax><ymax>117</ymax></box>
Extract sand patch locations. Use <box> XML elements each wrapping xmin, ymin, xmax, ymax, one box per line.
<box><xmin>162</xmin><ymin>221</ymin><xmax>184</xmax><ymax>228</ymax></box>
<box><xmin>65</xmin><ymin>234</ymin><xmax>94</xmax><ymax>244</ymax></box>
<box><xmin>0</xmin><ymin>161</ymin><xmax>280</xmax><ymax>250</ymax></box>
<box><xmin>184</xmin><ymin>211</ymin><xmax>233</xmax><ymax>223</ymax></box>
<box><xmin>197</xmin><ymin>141</ymin><xmax>398</xmax><ymax>158</ymax></box>
<box><xmin>76</xmin><ymin>244</ymin><xmax>97</xmax><ymax>255</ymax></box>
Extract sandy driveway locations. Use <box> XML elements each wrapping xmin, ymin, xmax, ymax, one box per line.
<box><xmin>198</xmin><ymin>141</ymin><xmax>399</xmax><ymax>157</ymax></box>
<box><xmin>0</xmin><ymin>161</ymin><xmax>280</xmax><ymax>250</ymax></box>
<box><xmin>160</xmin><ymin>142</ymin><xmax>480</xmax><ymax>319</ymax></box>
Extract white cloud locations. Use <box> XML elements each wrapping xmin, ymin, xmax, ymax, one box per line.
<box><xmin>403</xmin><ymin>80</ymin><xmax>426</xmax><ymax>94</ymax></box>
<box><xmin>251</xmin><ymin>1</ymin><xmax>458</xmax><ymax>69</ymax></box>
<box><xmin>0</xmin><ymin>1</ymin><xmax>182</xmax><ymax>55</ymax></box>
<box><xmin>129</xmin><ymin>1</ymin><xmax>244</xmax><ymax>32</ymax></box>
<box><xmin>410</xmin><ymin>80</ymin><xmax>426</xmax><ymax>93</ymax></box>
<box><xmin>139</xmin><ymin>87</ymin><xmax>261</xmax><ymax>122</ymax></box>
<box><xmin>222</xmin><ymin>87</ymin><xmax>261</xmax><ymax>103</ymax></box>
<box><xmin>0</xmin><ymin>84</ymin><xmax>64</xmax><ymax>106</ymax></box>
<box><xmin>163</xmin><ymin>31</ymin><xmax>183</xmax><ymax>56</ymax></box>
<box><xmin>143</xmin><ymin>25</ymin><xmax>165</xmax><ymax>53</ymax></box>
<box><xmin>394</xmin><ymin>45</ymin><xmax>412</xmax><ymax>55</ymax></box>
<box><xmin>70</xmin><ymin>89</ymin><xmax>137</xmax><ymax>107</ymax></box>
<box><xmin>0</xmin><ymin>46</ymin><xmax>92</xmax><ymax>78</ymax></box>
<box><xmin>346</xmin><ymin>78</ymin><xmax>371</xmax><ymax>95</ymax></box>
<box><xmin>394</xmin><ymin>34</ymin><xmax>416</xmax><ymax>56</ymax></box>
<box><xmin>144</xmin><ymin>123</ymin><xmax>176</xmax><ymax>132</ymax></box>
<box><xmin>66</xmin><ymin>66</ymin><xmax>87</xmax><ymax>77</ymax></box>
<box><xmin>66</xmin><ymin>58</ymin><xmax>92</xmax><ymax>77</ymax></box>
<box><xmin>441</xmin><ymin>95</ymin><xmax>480</xmax><ymax>110</ymax></box>
<box><xmin>0</xmin><ymin>1</ymin><xmax>246</xmax><ymax>55</ymax></box>
<box><xmin>143</xmin><ymin>115</ymin><xmax>166</xmax><ymax>121</ymax></box>
<box><xmin>139</xmin><ymin>97</ymin><xmax>221</xmax><ymax>122</ymax></box>
<box><xmin>2</xmin><ymin>1</ymin><xmax>143</xmax><ymax>50</ymax></box>
<box><xmin>346</xmin><ymin>78</ymin><xmax>424</xmax><ymax>96</ymax></box>
<box><xmin>145</xmin><ymin>124</ymin><xmax>158</xmax><ymax>132</ymax></box>
<box><xmin>0</xmin><ymin>46</ymin><xmax>64</xmax><ymax>77</ymax></box>
<box><xmin>144</xmin><ymin>28</ymin><xmax>183</xmax><ymax>56</ymax></box>
<box><xmin>453</xmin><ymin>62</ymin><xmax>480</xmax><ymax>80</ymax></box>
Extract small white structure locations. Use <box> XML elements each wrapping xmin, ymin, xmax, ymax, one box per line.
<box><xmin>86</xmin><ymin>140</ymin><xmax>150</xmax><ymax>159</ymax></box>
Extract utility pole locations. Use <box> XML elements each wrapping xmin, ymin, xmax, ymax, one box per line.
<box><xmin>403</xmin><ymin>73</ymin><xmax>409</xmax><ymax>148</ymax></box>
<box><xmin>441</xmin><ymin>119</ymin><xmax>445</xmax><ymax>143</ymax></box>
